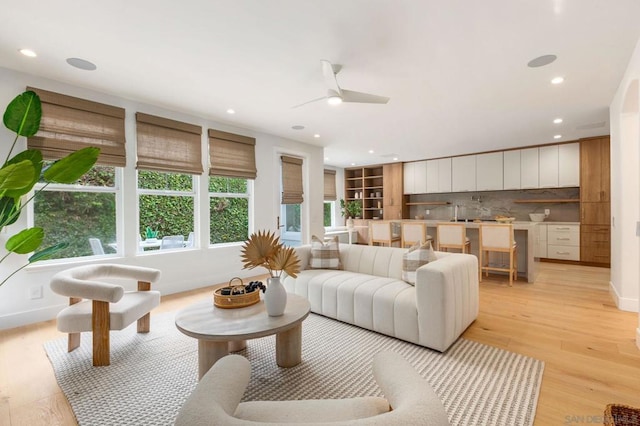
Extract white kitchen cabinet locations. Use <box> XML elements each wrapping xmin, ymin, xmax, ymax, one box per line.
<box><xmin>413</xmin><ymin>160</ymin><xmax>427</xmax><ymax>194</ymax></box>
<box><xmin>539</xmin><ymin>145</ymin><xmax>559</xmax><ymax>188</ymax></box>
<box><xmin>558</xmin><ymin>143</ymin><xmax>580</xmax><ymax>187</ymax></box>
<box><xmin>476</xmin><ymin>152</ymin><xmax>503</xmax><ymax>191</ymax></box>
<box><xmin>520</xmin><ymin>148</ymin><xmax>539</xmax><ymax>189</ymax></box>
<box><xmin>437</xmin><ymin>157</ymin><xmax>452</xmax><ymax>192</ymax></box>
<box><xmin>503</xmin><ymin>150</ymin><xmax>521</xmax><ymax>189</ymax></box>
<box><xmin>545</xmin><ymin>224</ymin><xmax>580</xmax><ymax>261</ymax></box>
<box><xmin>452</xmin><ymin>155</ymin><xmax>476</xmax><ymax>192</ymax></box>
<box><xmin>403</xmin><ymin>162</ymin><xmax>414</xmax><ymax>194</ymax></box>
<box><xmin>426</xmin><ymin>158</ymin><xmax>452</xmax><ymax>193</ymax></box>
<box><xmin>536</xmin><ymin>224</ymin><xmax>547</xmax><ymax>258</ymax></box>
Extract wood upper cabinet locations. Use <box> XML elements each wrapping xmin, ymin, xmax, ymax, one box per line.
<box><xmin>383</xmin><ymin>163</ymin><xmax>406</xmax><ymax>219</ymax></box>
<box><xmin>580</xmin><ymin>136</ymin><xmax>611</xmax><ymax>264</ymax></box>
<box><xmin>580</xmin><ymin>137</ymin><xmax>610</xmax><ymax>202</ymax></box>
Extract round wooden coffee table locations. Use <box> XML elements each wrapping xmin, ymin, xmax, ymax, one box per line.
<box><xmin>175</xmin><ymin>293</ymin><xmax>310</xmax><ymax>379</ymax></box>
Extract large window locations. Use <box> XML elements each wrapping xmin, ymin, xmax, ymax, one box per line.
<box><xmin>209</xmin><ymin>176</ymin><xmax>250</xmax><ymax>244</ymax></box>
<box><xmin>138</xmin><ymin>171</ymin><xmax>195</xmax><ymax>250</ymax></box>
<box><xmin>324</xmin><ymin>201</ymin><xmax>335</xmax><ymax>227</ymax></box>
<box><xmin>34</xmin><ymin>165</ymin><xmax>117</xmax><ymax>259</ymax></box>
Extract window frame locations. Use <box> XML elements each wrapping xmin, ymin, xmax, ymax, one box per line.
<box><xmin>208</xmin><ymin>176</ymin><xmax>253</xmax><ymax>247</ymax></box>
<box><xmin>28</xmin><ymin>165</ymin><xmax>122</xmax><ymax>263</ymax></box>
<box><xmin>136</xmin><ymin>170</ymin><xmax>198</xmax><ymax>254</ymax></box>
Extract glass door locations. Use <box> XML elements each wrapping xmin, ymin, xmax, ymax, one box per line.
<box><xmin>279</xmin><ymin>203</ymin><xmax>302</xmax><ymax>247</ymax></box>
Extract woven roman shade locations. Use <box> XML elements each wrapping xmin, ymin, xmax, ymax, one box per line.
<box><xmin>324</xmin><ymin>169</ymin><xmax>337</xmax><ymax>201</ymax></box>
<box><xmin>208</xmin><ymin>129</ymin><xmax>257</xmax><ymax>179</ymax></box>
<box><xmin>281</xmin><ymin>156</ymin><xmax>303</xmax><ymax>204</ymax></box>
<box><xmin>26</xmin><ymin>87</ymin><xmax>126</xmax><ymax>166</ymax></box>
<box><xmin>136</xmin><ymin>112</ymin><xmax>203</xmax><ymax>174</ymax></box>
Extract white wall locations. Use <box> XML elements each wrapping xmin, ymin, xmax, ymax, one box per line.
<box><xmin>0</xmin><ymin>67</ymin><xmax>324</xmax><ymax>330</ymax></box>
<box><xmin>609</xmin><ymin>36</ymin><xmax>640</xmax><ymax>347</ymax></box>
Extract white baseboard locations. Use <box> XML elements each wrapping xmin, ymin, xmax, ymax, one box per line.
<box><xmin>609</xmin><ymin>281</ymin><xmax>639</xmax><ymax>313</ymax></box>
<box><xmin>0</xmin><ymin>303</ymin><xmax>66</xmax><ymax>331</ymax></box>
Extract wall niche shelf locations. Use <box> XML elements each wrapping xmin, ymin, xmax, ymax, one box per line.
<box><xmin>513</xmin><ymin>199</ymin><xmax>580</xmax><ymax>204</ymax></box>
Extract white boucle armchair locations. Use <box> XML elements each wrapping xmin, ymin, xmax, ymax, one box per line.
<box><xmin>50</xmin><ymin>264</ymin><xmax>161</xmax><ymax>366</ymax></box>
<box><xmin>174</xmin><ymin>351</ymin><xmax>450</xmax><ymax>425</ymax></box>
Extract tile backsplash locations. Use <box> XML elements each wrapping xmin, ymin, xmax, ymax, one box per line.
<box><xmin>407</xmin><ymin>188</ymin><xmax>580</xmax><ymax>222</ymax></box>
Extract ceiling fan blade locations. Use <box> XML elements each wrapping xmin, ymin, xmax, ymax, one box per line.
<box><xmin>340</xmin><ymin>89</ymin><xmax>390</xmax><ymax>104</ymax></box>
<box><xmin>321</xmin><ymin>60</ymin><xmax>341</xmax><ymax>94</ymax></box>
<box><xmin>290</xmin><ymin>95</ymin><xmax>327</xmax><ymax>109</ymax></box>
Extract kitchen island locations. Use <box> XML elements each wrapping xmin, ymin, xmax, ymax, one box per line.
<box><xmin>393</xmin><ymin>220</ymin><xmax>540</xmax><ymax>282</ymax></box>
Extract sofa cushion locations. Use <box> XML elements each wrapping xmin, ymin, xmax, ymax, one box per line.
<box><xmin>402</xmin><ymin>241</ymin><xmax>437</xmax><ymax>284</ymax></box>
<box><xmin>309</xmin><ymin>235</ymin><xmax>342</xmax><ymax>270</ymax></box>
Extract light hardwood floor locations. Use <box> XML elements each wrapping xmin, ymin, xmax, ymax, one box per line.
<box><xmin>0</xmin><ymin>262</ymin><xmax>638</xmax><ymax>425</ymax></box>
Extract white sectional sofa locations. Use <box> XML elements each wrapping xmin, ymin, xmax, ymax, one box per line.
<box><xmin>283</xmin><ymin>244</ymin><xmax>479</xmax><ymax>352</ymax></box>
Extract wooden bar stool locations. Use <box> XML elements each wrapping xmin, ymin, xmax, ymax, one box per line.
<box><xmin>369</xmin><ymin>220</ymin><xmax>401</xmax><ymax>247</ymax></box>
<box><xmin>400</xmin><ymin>222</ymin><xmax>433</xmax><ymax>248</ymax></box>
<box><xmin>478</xmin><ymin>223</ymin><xmax>518</xmax><ymax>286</ymax></box>
<box><xmin>436</xmin><ymin>223</ymin><xmax>470</xmax><ymax>253</ymax></box>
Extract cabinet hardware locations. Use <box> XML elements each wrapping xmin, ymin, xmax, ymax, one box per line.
<box><xmin>556</xmin><ymin>238</ymin><xmax>571</xmax><ymax>241</ymax></box>
<box><xmin>556</xmin><ymin>251</ymin><xmax>570</xmax><ymax>255</ymax></box>
<box><xmin>554</xmin><ymin>227</ymin><xmax>571</xmax><ymax>230</ymax></box>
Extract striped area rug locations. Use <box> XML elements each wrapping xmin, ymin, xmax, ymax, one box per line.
<box><xmin>44</xmin><ymin>311</ymin><xmax>543</xmax><ymax>426</ymax></box>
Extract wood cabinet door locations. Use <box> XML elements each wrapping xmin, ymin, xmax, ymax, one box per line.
<box><xmin>580</xmin><ymin>139</ymin><xmax>605</xmax><ymax>201</ymax></box>
<box><xmin>581</xmin><ymin>202</ymin><xmax>610</xmax><ymax>225</ymax></box>
<box><xmin>600</xmin><ymin>137</ymin><xmax>610</xmax><ymax>202</ymax></box>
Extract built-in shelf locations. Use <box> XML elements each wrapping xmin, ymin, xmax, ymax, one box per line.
<box><xmin>513</xmin><ymin>199</ymin><xmax>580</xmax><ymax>204</ymax></box>
<box><xmin>406</xmin><ymin>201</ymin><xmax>451</xmax><ymax>206</ymax></box>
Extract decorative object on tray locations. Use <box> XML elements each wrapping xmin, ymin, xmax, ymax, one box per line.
<box><xmin>240</xmin><ymin>230</ymin><xmax>300</xmax><ymax>316</ymax></box>
<box><xmin>213</xmin><ymin>277</ymin><xmax>265</xmax><ymax>309</ymax></box>
<box><xmin>495</xmin><ymin>215</ymin><xmax>516</xmax><ymax>223</ymax></box>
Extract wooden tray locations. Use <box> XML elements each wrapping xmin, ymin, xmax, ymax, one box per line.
<box><xmin>213</xmin><ymin>277</ymin><xmax>260</xmax><ymax>309</ymax></box>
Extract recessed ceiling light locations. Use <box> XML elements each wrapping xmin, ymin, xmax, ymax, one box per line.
<box><xmin>291</xmin><ymin>125</ymin><xmax>305</xmax><ymax>130</ymax></box>
<box><xmin>324</xmin><ymin>157</ymin><xmax>329</xmax><ymax>161</ymax></box>
<box><xmin>19</xmin><ymin>48</ymin><xmax>37</xmax><ymax>58</ymax></box>
<box><xmin>368</xmin><ymin>150</ymin><xmax>374</xmax><ymax>154</ymax></box>
<box><xmin>551</xmin><ymin>76</ymin><xmax>564</xmax><ymax>85</ymax></box>
<box><xmin>393</xmin><ymin>157</ymin><xmax>399</xmax><ymax>161</ymax></box>
<box><xmin>351</xmin><ymin>162</ymin><xmax>356</xmax><ymax>166</ymax></box>
<box><xmin>553</xmin><ymin>118</ymin><xmax>563</xmax><ymax>124</ymax></box>
<box><xmin>314</xmin><ymin>134</ymin><xmax>320</xmax><ymax>138</ymax></box>
<box><xmin>553</xmin><ymin>134</ymin><xmax>562</xmax><ymax>139</ymax></box>
<box><xmin>226</xmin><ymin>109</ymin><xmax>235</xmax><ymax>114</ymax></box>
<box><xmin>527</xmin><ymin>54</ymin><xmax>557</xmax><ymax>68</ymax></box>
<box><xmin>66</xmin><ymin>57</ymin><xmax>97</xmax><ymax>71</ymax></box>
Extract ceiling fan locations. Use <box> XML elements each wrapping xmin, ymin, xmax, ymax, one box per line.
<box><xmin>292</xmin><ymin>60</ymin><xmax>390</xmax><ymax>108</ymax></box>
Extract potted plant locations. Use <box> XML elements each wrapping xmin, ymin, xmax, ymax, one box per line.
<box><xmin>340</xmin><ymin>199</ymin><xmax>362</xmax><ymax>228</ymax></box>
<box><xmin>0</xmin><ymin>90</ymin><xmax>99</xmax><ymax>287</ymax></box>
<box><xmin>144</xmin><ymin>226</ymin><xmax>159</xmax><ymax>241</ymax></box>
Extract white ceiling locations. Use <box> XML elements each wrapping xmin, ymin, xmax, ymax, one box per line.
<box><xmin>1</xmin><ymin>0</ymin><xmax>639</xmax><ymax>168</ymax></box>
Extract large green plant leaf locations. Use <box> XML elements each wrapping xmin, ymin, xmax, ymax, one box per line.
<box><xmin>43</xmin><ymin>147</ymin><xmax>100</xmax><ymax>184</ymax></box>
<box><xmin>0</xmin><ymin>160</ymin><xmax>36</xmax><ymax>192</ymax></box>
<box><xmin>3</xmin><ymin>91</ymin><xmax>41</xmax><ymax>137</ymax></box>
<box><xmin>0</xmin><ymin>196</ymin><xmax>19</xmax><ymax>228</ymax></box>
<box><xmin>3</xmin><ymin>150</ymin><xmax>43</xmax><ymax>198</ymax></box>
<box><xmin>5</xmin><ymin>227</ymin><xmax>44</xmax><ymax>254</ymax></box>
<box><xmin>28</xmin><ymin>242</ymin><xmax>69</xmax><ymax>263</ymax></box>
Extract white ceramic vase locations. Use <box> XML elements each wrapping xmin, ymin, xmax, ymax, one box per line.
<box><xmin>264</xmin><ymin>276</ymin><xmax>287</xmax><ymax>316</ymax></box>
<box><xmin>346</xmin><ymin>218</ymin><xmax>354</xmax><ymax>229</ymax></box>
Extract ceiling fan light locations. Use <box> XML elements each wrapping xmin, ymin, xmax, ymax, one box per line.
<box><xmin>327</xmin><ymin>95</ymin><xmax>342</xmax><ymax>105</ymax></box>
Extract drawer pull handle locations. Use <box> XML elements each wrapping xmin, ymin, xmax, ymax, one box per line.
<box><xmin>555</xmin><ymin>227</ymin><xmax>571</xmax><ymax>230</ymax></box>
<box><xmin>556</xmin><ymin>238</ymin><xmax>571</xmax><ymax>241</ymax></box>
<box><xmin>556</xmin><ymin>251</ymin><xmax>570</xmax><ymax>255</ymax></box>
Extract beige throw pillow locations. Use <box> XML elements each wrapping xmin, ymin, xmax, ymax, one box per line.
<box><xmin>309</xmin><ymin>235</ymin><xmax>342</xmax><ymax>270</ymax></box>
<box><xmin>402</xmin><ymin>240</ymin><xmax>437</xmax><ymax>285</ymax></box>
